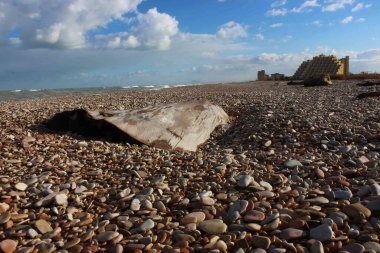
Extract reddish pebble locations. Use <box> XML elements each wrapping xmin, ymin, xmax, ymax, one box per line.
<box><xmin>0</xmin><ymin>239</ymin><xmax>18</xmax><ymax>253</ymax></box>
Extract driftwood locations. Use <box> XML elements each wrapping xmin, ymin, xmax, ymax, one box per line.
<box><xmin>287</xmin><ymin>80</ymin><xmax>304</xmax><ymax>85</ymax></box>
<box><xmin>357</xmin><ymin>80</ymin><xmax>380</xmax><ymax>86</ymax></box>
<box><xmin>288</xmin><ymin>75</ymin><xmax>333</xmax><ymax>87</ymax></box>
<box><xmin>303</xmin><ymin>74</ymin><xmax>333</xmax><ymax>87</ymax></box>
<box><xmin>45</xmin><ymin>101</ymin><xmax>229</xmax><ymax>152</ymax></box>
<box><xmin>356</xmin><ymin>91</ymin><xmax>380</xmax><ymax>100</ymax></box>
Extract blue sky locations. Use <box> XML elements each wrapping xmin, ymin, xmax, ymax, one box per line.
<box><xmin>0</xmin><ymin>0</ymin><xmax>379</xmax><ymax>90</ymax></box>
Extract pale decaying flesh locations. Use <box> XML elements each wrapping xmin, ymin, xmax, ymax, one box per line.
<box><xmin>88</xmin><ymin>101</ymin><xmax>229</xmax><ymax>151</ymax></box>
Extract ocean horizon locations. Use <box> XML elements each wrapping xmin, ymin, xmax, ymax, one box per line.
<box><xmin>0</xmin><ymin>82</ymin><xmax>207</xmax><ymax>102</ymax></box>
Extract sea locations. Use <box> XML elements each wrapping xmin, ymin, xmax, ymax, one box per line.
<box><xmin>0</xmin><ymin>84</ymin><xmax>191</xmax><ymax>102</ymax></box>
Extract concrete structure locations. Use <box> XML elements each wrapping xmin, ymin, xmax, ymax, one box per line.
<box><xmin>271</xmin><ymin>73</ymin><xmax>285</xmax><ymax>81</ymax></box>
<box><xmin>257</xmin><ymin>70</ymin><xmax>268</xmax><ymax>81</ymax></box>
<box><xmin>293</xmin><ymin>55</ymin><xmax>349</xmax><ymax>80</ymax></box>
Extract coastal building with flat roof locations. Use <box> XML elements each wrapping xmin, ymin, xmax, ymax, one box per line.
<box><xmin>257</xmin><ymin>70</ymin><xmax>268</xmax><ymax>81</ymax></box>
<box><xmin>293</xmin><ymin>55</ymin><xmax>349</xmax><ymax>80</ymax></box>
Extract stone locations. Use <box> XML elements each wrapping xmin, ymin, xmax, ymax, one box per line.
<box><xmin>280</xmin><ymin>228</ymin><xmax>305</xmax><ymax>240</ymax></box>
<box><xmin>305</xmin><ymin>196</ymin><xmax>329</xmax><ymax>204</ymax></box>
<box><xmin>370</xmin><ymin>184</ymin><xmax>380</xmax><ymax>196</ymax></box>
<box><xmin>35</xmin><ymin>219</ymin><xmax>53</xmax><ymax>234</ymax></box>
<box><xmin>310</xmin><ymin>224</ymin><xmax>334</xmax><ymax>242</ymax></box>
<box><xmin>199</xmin><ymin>220</ymin><xmax>227</xmax><ymax>235</ymax></box>
<box><xmin>228</xmin><ymin>200</ymin><xmax>248</xmax><ymax>214</ymax></box>
<box><xmin>130</xmin><ymin>199</ymin><xmax>141</xmax><ymax>211</ymax></box>
<box><xmin>15</xmin><ymin>182</ymin><xmax>27</xmax><ymax>191</ymax></box>
<box><xmin>0</xmin><ymin>239</ymin><xmax>17</xmax><ymax>253</ymax></box>
<box><xmin>172</xmin><ymin>233</ymin><xmax>195</xmax><ymax>242</ymax></box>
<box><xmin>27</xmin><ymin>228</ymin><xmax>38</xmax><ymax>238</ymax></box>
<box><xmin>341</xmin><ymin>243</ymin><xmax>365</xmax><ymax>253</ymax></box>
<box><xmin>63</xmin><ymin>238</ymin><xmax>80</xmax><ymax>249</ymax></box>
<box><xmin>358</xmin><ymin>156</ymin><xmax>369</xmax><ymax>164</ymax></box>
<box><xmin>263</xmin><ymin>218</ymin><xmax>279</xmax><ymax>230</ymax></box>
<box><xmin>139</xmin><ymin>219</ymin><xmax>155</xmax><ymax>231</ymax></box>
<box><xmin>96</xmin><ymin>231</ymin><xmax>120</xmax><ymax>242</ymax></box>
<box><xmin>366</xmin><ymin>199</ymin><xmax>380</xmax><ymax>212</ymax></box>
<box><xmin>238</xmin><ymin>175</ymin><xmax>252</xmax><ymax>187</ymax></box>
<box><xmin>181</xmin><ymin>212</ymin><xmax>205</xmax><ymax>225</ymax></box>
<box><xmin>363</xmin><ymin>242</ymin><xmax>380</xmax><ymax>252</ymax></box>
<box><xmin>252</xmin><ymin>235</ymin><xmax>271</xmax><ymax>249</ymax></box>
<box><xmin>0</xmin><ymin>212</ymin><xmax>11</xmax><ymax>225</ymax></box>
<box><xmin>54</xmin><ymin>193</ymin><xmax>68</xmax><ymax>206</ymax></box>
<box><xmin>201</xmin><ymin>196</ymin><xmax>215</xmax><ymax>205</ymax></box>
<box><xmin>244</xmin><ymin>210</ymin><xmax>265</xmax><ymax>222</ymax></box>
<box><xmin>310</xmin><ymin>241</ymin><xmax>324</xmax><ymax>253</ymax></box>
<box><xmin>0</xmin><ymin>203</ymin><xmax>9</xmax><ymax>213</ymax></box>
<box><xmin>284</xmin><ymin>160</ymin><xmax>303</xmax><ymax>168</ymax></box>
<box><xmin>215</xmin><ymin>240</ymin><xmax>228</xmax><ymax>252</ymax></box>
<box><xmin>342</xmin><ymin>203</ymin><xmax>371</xmax><ymax>219</ymax></box>
<box><xmin>334</xmin><ymin>190</ymin><xmax>352</xmax><ymax>200</ymax></box>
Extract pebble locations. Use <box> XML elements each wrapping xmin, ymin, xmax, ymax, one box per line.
<box><xmin>181</xmin><ymin>212</ymin><xmax>206</xmax><ymax>224</ymax></box>
<box><xmin>310</xmin><ymin>241</ymin><xmax>324</xmax><ymax>253</ymax></box>
<box><xmin>334</xmin><ymin>190</ymin><xmax>353</xmax><ymax>200</ymax></box>
<box><xmin>310</xmin><ymin>224</ymin><xmax>334</xmax><ymax>242</ymax></box>
<box><xmin>199</xmin><ymin>220</ymin><xmax>228</xmax><ymax>235</ymax></box>
<box><xmin>341</xmin><ymin>243</ymin><xmax>365</xmax><ymax>253</ymax></box>
<box><xmin>130</xmin><ymin>199</ymin><xmax>141</xmax><ymax>211</ymax></box>
<box><xmin>366</xmin><ymin>199</ymin><xmax>380</xmax><ymax>212</ymax></box>
<box><xmin>0</xmin><ymin>81</ymin><xmax>379</xmax><ymax>252</ymax></box>
<box><xmin>96</xmin><ymin>231</ymin><xmax>120</xmax><ymax>242</ymax></box>
<box><xmin>244</xmin><ymin>210</ymin><xmax>265</xmax><ymax>222</ymax></box>
<box><xmin>238</xmin><ymin>175</ymin><xmax>252</xmax><ymax>187</ymax></box>
<box><xmin>252</xmin><ymin>235</ymin><xmax>271</xmax><ymax>249</ymax></box>
<box><xmin>14</xmin><ymin>183</ymin><xmax>27</xmax><ymax>191</ymax></box>
<box><xmin>280</xmin><ymin>228</ymin><xmax>305</xmax><ymax>240</ymax></box>
<box><xmin>0</xmin><ymin>240</ymin><xmax>17</xmax><ymax>253</ymax></box>
<box><xmin>370</xmin><ymin>184</ymin><xmax>380</xmax><ymax>196</ymax></box>
<box><xmin>342</xmin><ymin>203</ymin><xmax>371</xmax><ymax>218</ymax></box>
<box><xmin>284</xmin><ymin>160</ymin><xmax>303</xmax><ymax>168</ymax></box>
<box><xmin>363</xmin><ymin>242</ymin><xmax>380</xmax><ymax>252</ymax></box>
<box><xmin>54</xmin><ymin>193</ymin><xmax>68</xmax><ymax>206</ymax></box>
<box><xmin>139</xmin><ymin>219</ymin><xmax>155</xmax><ymax>231</ymax></box>
<box><xmin>35</xmin><ymin>219</ymin><xmax>53</xmax><ymax>234</ymax></box>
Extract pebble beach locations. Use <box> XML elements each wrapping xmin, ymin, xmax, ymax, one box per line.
<box><xmin>0</xmin><ymin>80</ymin><xmax>379</xmax><ymax>253</ymax></box>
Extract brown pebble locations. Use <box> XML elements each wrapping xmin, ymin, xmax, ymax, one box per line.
<box><xmin>0</xmin><ymin>240</ymin><xmax>17</xmax><ymax>253</ymax></box>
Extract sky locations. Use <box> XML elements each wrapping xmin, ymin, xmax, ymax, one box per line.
<box><xmin>0</xmin><ymin>0</ymin><xmax>379</xmax><ymax>90</ymax></box>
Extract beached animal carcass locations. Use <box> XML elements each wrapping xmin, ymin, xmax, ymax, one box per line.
<box><xmin>45</xmin><ymin>101</ymin><xmax>229</xmax><ymax>152</ymax></box>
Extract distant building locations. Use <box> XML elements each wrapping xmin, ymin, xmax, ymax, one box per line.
<box><xmin>293</xmin><ymin>55</ymin><xmax>350</xmax><ymax>80</ymax></box>
<box><xmin>270</xmin><ymin>73</ymin><xmax>285</xmax><ymax>81</ymax></box>
<box><xmin>257</xmin><ymin>70</ymin><xmax>269</xmax><ymax>81</ymax></box>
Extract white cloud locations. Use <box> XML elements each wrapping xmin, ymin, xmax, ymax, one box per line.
<box><xmin>322</xmin><ymin>0</ymin><xmax>354</xmax><ymax>12</ymax></box>
<box><xmin>92</xmin><ymin>8</ymin><xmax>179</xmax><ymax>50</ymax></box>
<box><xmin>216</xmin><ymin>21</ymin><xmax>248</xmax><ymax>39</ymax></box>
<box><xmin>270</xmin><ymin>23</ymin><xmax>284</xmax><ymax>28</ymax></box>
<box><xmin>266</xmin><ymin>8</ymin><xmax>288</xmax><ymax>16</ymax></box>
<box><xmin>129</xmin><ymin>8</ymin><xmax>179</xmax><ymax>50</ymax></box>
<box><xmin>0</xmin><ymin>1</ymin><xmax>179</xmax><ymax>51</ymax></box>
<box><xmin>341</xmin><ymin>16</ymin><xmax>353</xmax><ymax>24</ymax></box>
<box><xmin>0</xmin><ymin>0</ymin><xmax>143</xmax><ymax>49</ymax></box>
<box><xmin>356</xmin><ymin>17</ymin><xmax>365</xmax><ymax>23</ymax></box>
<box><xmin>271</xmin><ymin>0</ymin><xmax>287</xmax><ymax>7</ymax></box>
<box><xmin>255</xmin><ymin>33</ymin><xmax>265</xmax><ymax>40</ymax></box>
<box><xmin>291</xmin><ymin>0</ymin><xmax>320</xmax><ymax>13</ymax></box>
<box><xmin>312</xmin><ymin>20</ymin><xmax>322</xmax><ymax>25</ymax></box>
<box><xmin>282</xmin><ymin>35</ymin><xmax>293</xmax><ymax>42</ymax></box>
<box><xmin>352</xmin><ymin>3</ymin><xmax>372</xmax><ymax>12</ymax></box>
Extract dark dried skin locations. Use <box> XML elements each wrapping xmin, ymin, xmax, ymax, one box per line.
<box><xmin>43</xmin><ymin>109</ymin><xmax>141</xmax><ymax>144</ymax></box>
<box><xmin>357</xmin><ymin>91</ymin><xmax>380</xmax><ymax>99</ymax></box>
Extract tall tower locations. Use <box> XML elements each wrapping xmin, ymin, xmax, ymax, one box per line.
<box><xmin>344</xmin><ymin>56</ymin><xmax>350</xmax><ymax>79</ymax></box>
